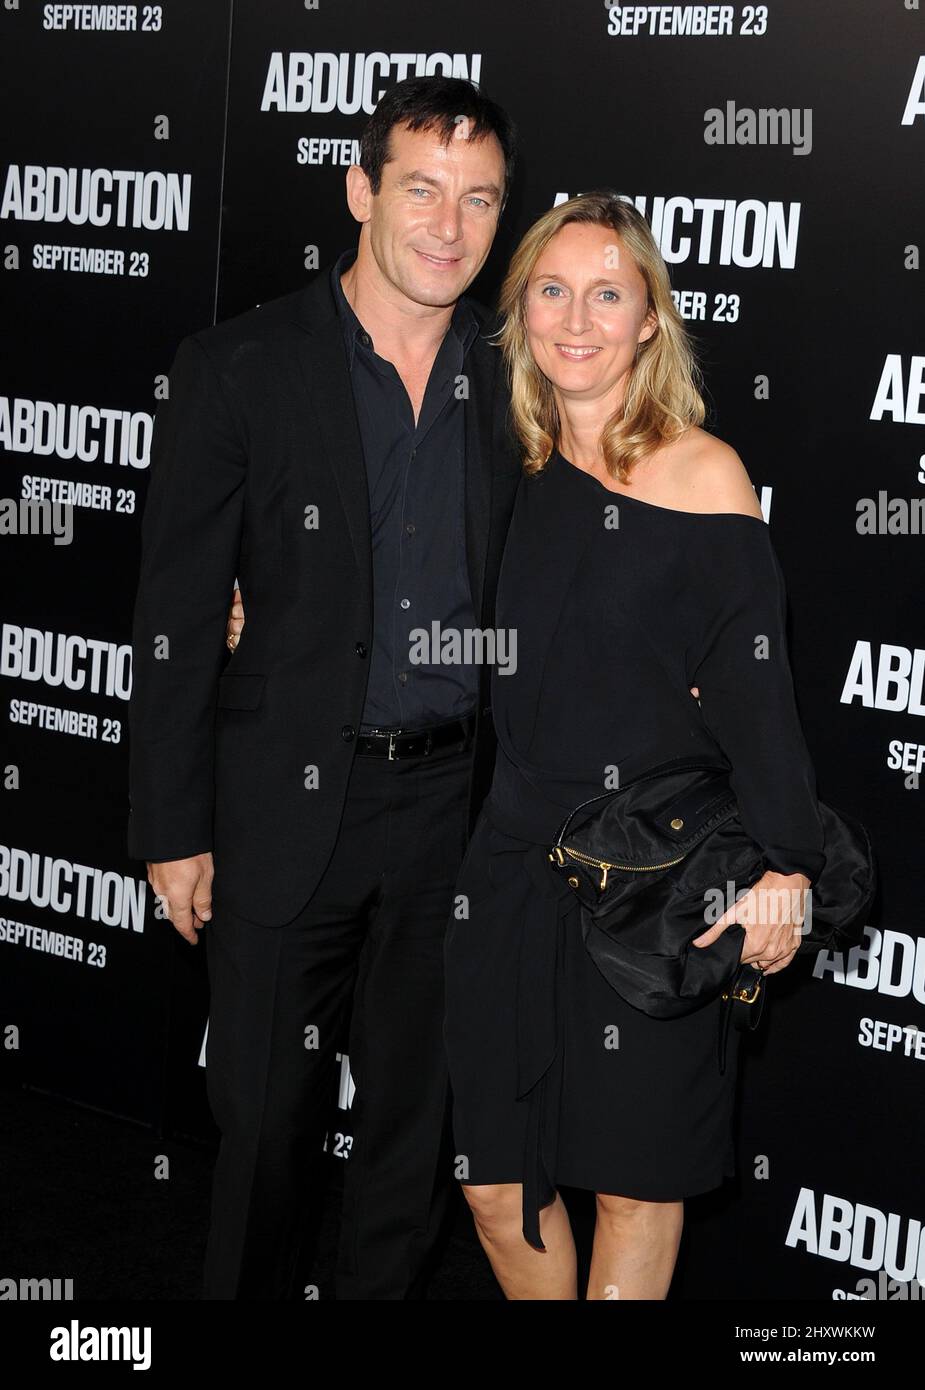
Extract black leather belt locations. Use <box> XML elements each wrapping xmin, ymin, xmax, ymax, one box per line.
<box><xmin>355</xmin><ymin>712</ymin><xmax>477</xmax><ymax>760</ymax></box>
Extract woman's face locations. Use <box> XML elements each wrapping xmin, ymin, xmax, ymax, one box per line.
<box><xmin>524</xmin><ymin>222</ymin><xmax>657</xmax><ymax>405</ymax></box>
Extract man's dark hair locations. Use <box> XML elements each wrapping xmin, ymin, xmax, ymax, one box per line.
<box><xmin>359</xmin><ymin>76</ymin><xmax>517</xmax><ymax>212</ymax></box>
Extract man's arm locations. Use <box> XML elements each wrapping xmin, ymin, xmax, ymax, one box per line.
<box><xmin>127</xmin><ymin>332</ymin><xmax>247</xmax><ymax>866</ymax></box>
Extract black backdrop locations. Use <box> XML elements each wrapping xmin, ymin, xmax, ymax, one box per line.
<box><xmin>2</xmin><ymin>0</ymin><xmax>924</xmax><ymax>1300</ymax></box>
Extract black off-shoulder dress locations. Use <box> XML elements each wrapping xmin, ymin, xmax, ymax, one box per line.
<box><xmin>443</xmin><ymin>446</ymin><xmax>827</xmax><ymax>1251</ymax></box>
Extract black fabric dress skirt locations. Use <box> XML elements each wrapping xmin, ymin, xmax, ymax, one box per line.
<box><xmin>443</xmin><ymin>447</ymin><xmax>826</xmax><ymax>1251</ymax></box>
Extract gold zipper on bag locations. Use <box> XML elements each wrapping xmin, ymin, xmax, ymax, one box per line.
<box><xmin>548</xmin><ymin>844</ymin><xmax>686</xmax><ymax>891</ymax></box>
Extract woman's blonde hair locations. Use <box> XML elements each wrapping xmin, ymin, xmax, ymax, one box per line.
<box><xmin>492</xmin><ymin>190</ymin><xmax>708</xmax><ymax>482</ymax></box>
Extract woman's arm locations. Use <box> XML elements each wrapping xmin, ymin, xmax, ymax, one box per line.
<box><xmin>686</xmin><ymin>516</ymin><xmax>825</xmax><ymax>886</ymax></box>
<box><xmin>679</xmin><ymin>452</ymin><xmax>825</xmax><ymax>969</ymax></box>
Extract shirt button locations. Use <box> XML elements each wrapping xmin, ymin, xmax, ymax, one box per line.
<box><xmin>341</xmin><ymin>724</ymin><xmax>355</xmax><ymax>741</ymax></box>
<box><xmin>359</xmin><ymin>332</ymin><xmax>371</xmax><ymax>347</ymax></box>
<box><xmin>354</xmin><ymin>641</ymin><xmax>367</xmax><ymax>657</ymax></box>
<box><xmin>405</xmin><ymin>523</ymin><xmax>415</xmax><ymax>535</ymax></box>
<box><xmin>400</xmin><ymin>598</ymin><xmax>410</xmax><ymax>609</ymax></box>
<box><xmin>398</xmin><ymin>672</ymin><xmax>408</xmax><ymax>685</ymax></box>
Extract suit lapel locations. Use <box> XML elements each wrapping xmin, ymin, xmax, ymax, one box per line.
<box><xmin>462</xmin><ymin>333</ymin><xmax>496</xmax><ymax>626</ymax></box>
<box><xmin>289</xmin><ymin>270</ymin><xmax>371</xmax><ymax>582</ymax></box>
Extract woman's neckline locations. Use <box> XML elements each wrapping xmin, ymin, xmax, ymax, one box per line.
<box><xmin>553</xmin><ymin>448</ymin><xmax>769</xmax><ymax>524</ymax></box>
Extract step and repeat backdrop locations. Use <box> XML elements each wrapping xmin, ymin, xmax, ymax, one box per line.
<box><xmin>2</xmin><ymin>0</ymin><xmax>923</xmax><ymax>1300</ymax></box>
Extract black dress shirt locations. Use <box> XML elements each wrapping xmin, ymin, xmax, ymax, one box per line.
<box><xmin>330</xmin><ymin>247</ymin><xmax>481</xmax><ymax>731</ymax></box>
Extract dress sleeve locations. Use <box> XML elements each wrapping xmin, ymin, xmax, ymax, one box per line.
<box><xmin>686</xmin><ymin>517</ymin><xmax>826</xmax><ymax>883</ymax></box>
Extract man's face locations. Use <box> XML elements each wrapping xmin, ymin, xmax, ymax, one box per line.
<box><xmin>349</xmin><ymin>121</ymin><xmax>506</xmax><ymax>309</ymax></box>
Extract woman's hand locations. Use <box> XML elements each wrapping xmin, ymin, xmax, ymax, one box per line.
<box><xmin>691</xmin><ymin>869</ymin><xmax>811</xmax><ymax>975</ymax></box>
<box><xmin>226</xmin><ymin>585</ymin><xmax>244</xmax><ymax>652</ymax></box>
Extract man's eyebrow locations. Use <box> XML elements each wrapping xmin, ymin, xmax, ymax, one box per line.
<box><xmin>396</xmin><ymin>170</ymin><xmax>440</xmax><ymax>186</ymax></box>
<box><xmin>396</xmin><ymin>170</ymin><xmax>502</xmax><ymax>198</ymax></box>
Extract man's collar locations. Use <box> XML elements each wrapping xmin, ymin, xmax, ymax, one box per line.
<box><xmin>330</xmin><ymin>246</ymin><xmax>480</xmax><ymax>368</ymax></box>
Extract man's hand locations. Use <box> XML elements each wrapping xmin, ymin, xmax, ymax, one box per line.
<box><xmin>691</xmin><ymin>869</ymin><xmax>812</xmax><ymax>975</ymax></box>
<box><xmin>147</xmin><ymin>853</ymin><xmax>214</xmax><ymax>945</ymax></box>
<box><xmin>226</xmin><ymin>586</ymin><xmax>244</xmax><ymax>651</ymax></box>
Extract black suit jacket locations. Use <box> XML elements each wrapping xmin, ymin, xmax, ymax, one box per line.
<box><xmin>127</xmin><ymin>266</ymin><xmax>522</xmax><ymax>925</ymax></box>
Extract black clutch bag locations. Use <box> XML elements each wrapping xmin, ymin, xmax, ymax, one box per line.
<box><xmin>547</xmin><ymin>754</ymin><xmax>876</xmax><ymax>1036</ymax></box>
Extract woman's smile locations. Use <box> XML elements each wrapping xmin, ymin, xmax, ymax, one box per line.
<box><xmin>554</xmin><ymin>343</ymin><xmax>603</xmax><ymax>359</ymax></box>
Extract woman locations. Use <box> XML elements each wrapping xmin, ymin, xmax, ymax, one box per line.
<box><xmin>439</xmin><ymin>191</ymin><xmax>824</xmax><ymax>1300</ymax></box>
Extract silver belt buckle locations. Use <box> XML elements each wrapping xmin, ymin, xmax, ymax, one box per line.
<box><xmin>387</xmin><ymin>730</ymin><xmax>400</xmax><ymax>761</ymax></box>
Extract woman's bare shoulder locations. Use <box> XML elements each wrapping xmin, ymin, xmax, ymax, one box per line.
<box><xmin>658</xmin><ymin>428</ymin><xmax>765</xmax><ymax>519</ymax></box>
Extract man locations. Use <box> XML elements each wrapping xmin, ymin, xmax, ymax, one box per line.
<box><xmin>127</xmin><ymin>76</ymin><xmax>521</xmax><ymax>1299</ymax></box>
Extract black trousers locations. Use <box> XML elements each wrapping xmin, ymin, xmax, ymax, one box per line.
<box><xmin>201</xmin><ymin>739</ymin><xmax>473</xmax><ymax>1300</ymax></box>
